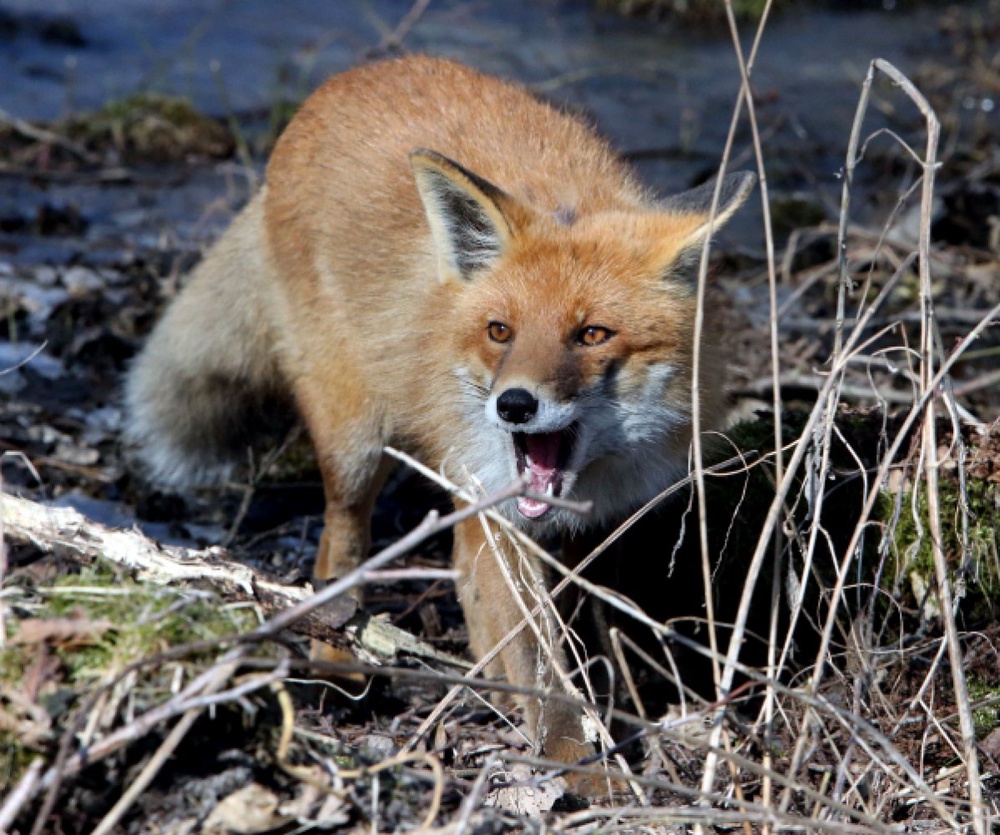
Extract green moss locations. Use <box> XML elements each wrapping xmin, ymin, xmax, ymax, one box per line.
<box><xmin>41</xmin><ymin>564</ymin><xmax>257</xmax><ymax>681</ymax></box>
<box><xmin>0</xmin><ymin>731</ymin><xmax>37</xmax><ymax>794</ymax></box>
<box><xmin>883</xmin><ymin>472</ymin><xmax>999</xmax><ymax>623</ymax></box>
<box><xmin>63</xmin><ymin>93</ymin><xmax>235</xmax><ymax>162</ymax></box>
<box><xmin>0</xmin><ymin>563</ymin><xmax>259</xmax><ymax>786</ymax></box>
<box><xmin>968</xmin><ymin>678</ymin><xmax>1000</xmax><ymax>739</ymax></box>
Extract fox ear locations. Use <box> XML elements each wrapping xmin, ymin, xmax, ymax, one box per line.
<box><xmin>659</xmin><ymin>171</ymin><xmax>756</xmax><ymax>252</ymax></box>
<box><xmin>410</xmin><ymin>149</ymin><xmax>517</xmax><ymax>282</ymax></box>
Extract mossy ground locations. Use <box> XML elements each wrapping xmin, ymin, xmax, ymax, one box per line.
<box><xmin>0</xmin><ymin>561</ymin><xmax>260</xmax><ymax>788</ymax></box>
<box><xmin>63</xmin><ymin>93</ymin><xmax>236</xmax><ymax>162</ymax></box>
<box><xmin>969</xmin><ymin>677</ymin><xmax>1000</xmax><ymax>739</ymax></box>
<box><xmin>581</xmin><ymin>409</ymin><xmax>999</xmax><ymax>712</ymax></box>
<box><xmin>884</xmin><ymin>463</ymin><xmax>999</xmax><ymax>625</ymax></box>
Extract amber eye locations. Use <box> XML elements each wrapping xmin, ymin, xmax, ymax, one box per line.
<box><xmin>487</xmin><ymin>321</ymin><xmax>513</xmax><ymax>344</ymax></box>
<box><xmin>577</xmin><ymin>325</ymin><xmax>614</xmax><ymax>346</ymax></box>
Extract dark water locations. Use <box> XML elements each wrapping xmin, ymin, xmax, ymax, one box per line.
<box><xmin>0</xmin><ymin>0</ymin><xmax>974</xmax><ymax>200</ymax></box>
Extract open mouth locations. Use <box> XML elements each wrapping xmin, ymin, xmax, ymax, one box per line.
<box><xmin>512</xmin><ymin>425</ymin><xmax>577</xmax><ymax>519</ymax></box>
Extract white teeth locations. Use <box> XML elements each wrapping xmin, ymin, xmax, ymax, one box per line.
<box><xmin>545</xmin><ymin>482</ymin><xmax>555</xmax><ymax>497</ymax></box>
<box><xmin>525</xmin><ymin>454</ymin><xmax>534</xmax><ymax>468</ymax></box>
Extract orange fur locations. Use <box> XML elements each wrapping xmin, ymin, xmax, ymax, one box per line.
<box><xmin>125</xmin><ymin>55</ymin><xmax>754</xmax><ymax>794</ymax></box>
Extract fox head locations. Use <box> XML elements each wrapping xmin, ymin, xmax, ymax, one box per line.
<box><xmin>411</xmin><ymin>148</ymin><xmax>754</xmax><ymax>531</ymax></box>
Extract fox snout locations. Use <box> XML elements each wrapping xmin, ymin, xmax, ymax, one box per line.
<box><xmin>488</xmin><ymin>386</ymin><xmax>575</xmax><ymax>433</ymax></box>
<box><xmin>495</xmin><ymin>387</ymin><xmax>538</xmax><ymax>425</ymax></box>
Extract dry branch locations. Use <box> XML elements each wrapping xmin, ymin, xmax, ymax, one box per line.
<box><xmin>0</xmin><ymin>490</ymin><xmax>459</xmax><ymax>668</ymax></box>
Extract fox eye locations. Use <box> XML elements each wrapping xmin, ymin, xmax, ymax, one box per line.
<box><xmin>576</xmin><ymin>325</ymin><xmax>614</xmax><ymax>346</ymax></box>
<box><xmin>487</xmin><ymin>321</ymin><xmax>513</xmax><ymax>344</ymax></box>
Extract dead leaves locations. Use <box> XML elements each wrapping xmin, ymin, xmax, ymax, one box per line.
<box><xmin>1</xmin><ymin>609</ymin><xmax>112</xmax><ymax>752</ymax></box>
<box><xmin>11</xmin><ymin>610</ymin><xmax>113</xmax><ymax>648</ymax></box>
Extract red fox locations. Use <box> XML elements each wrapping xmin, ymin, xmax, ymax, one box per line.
<box><xmin>125</xmin><ymin>55</ymin><xmax>753</xmax><ymax>792</ymax></box>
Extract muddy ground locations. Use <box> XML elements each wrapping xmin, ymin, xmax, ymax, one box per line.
<box><xmin>1</xmin><ymin>1</ymin><xmax>998</xmax><ymax>832</ymax></box>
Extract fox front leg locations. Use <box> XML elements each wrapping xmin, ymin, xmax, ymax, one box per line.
<box><xmin>452</xmin><ymin>516</ymin><xmax>608</xmax><ymax>794</ymax></box>
<box><xmin>285</xmin><ymin>365</ymin><xmax>392</xmax><ymax>662</ymax></box>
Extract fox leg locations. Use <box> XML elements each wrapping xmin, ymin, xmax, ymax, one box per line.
<box><xmin>294</xmin><ymin>378</ymin><xmax>391</xmax><ymax>588</ymax></box>
<box><xmin>285</xmin><ymin>366</ymin><xmax>391</xmax><ymax>665</ymax></box>
<box><xmin>453</xmin><ymin>517</ymin><xmax>603</xmax><ymax>791</ymax></box>
<box><xmin>312</xmin><ymin>452</ymin><xmax>391</xmax><ymax>594</ymax></box>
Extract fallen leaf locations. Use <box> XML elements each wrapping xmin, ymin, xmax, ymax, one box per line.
<box><xmin>484</xmin><ymin>763</ymin><xmax>565</xmax><ymax>815</ymax></box>
<box><xmin>202</xmin><ymin>783</ymin><xmax>288</xmax><ymax>834</ymax></box>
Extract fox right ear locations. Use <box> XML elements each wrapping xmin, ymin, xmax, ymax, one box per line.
<box><xmin>659</xmin><ymin>171</ymin><xmax>757</xmax><ymax>252</ymax></box>
<box><xmin>410</xmin><ymin>149</ymin><xmax>517</xmax><ymax>282</ymax></box>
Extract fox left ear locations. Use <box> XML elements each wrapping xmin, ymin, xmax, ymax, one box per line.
<box><xmin>410</xmin><ymin>149</ymin><xmax>520</xmax><ymax>282</ymax></box>
<box><xmin>660</xmin><ymin>171</ymin><xmax>757</xmax><ymax>252</ymax></box>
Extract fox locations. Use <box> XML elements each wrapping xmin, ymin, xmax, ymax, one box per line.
<box><xmin>125</xmin><ymin>55</ymin><xmax>754</xmax><ymax>793</ymax></box>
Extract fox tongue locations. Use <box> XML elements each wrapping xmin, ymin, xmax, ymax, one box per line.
<box><xmin>516</xmin><ymin>432</ymin><xmax>564</xmax><ymax>519</ymax></box>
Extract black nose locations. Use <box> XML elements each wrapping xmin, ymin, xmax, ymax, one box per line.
<box><xmin>496</xmin><ymin>388</ymin><xmax>538</xmax><ymax>425</ymax></box>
